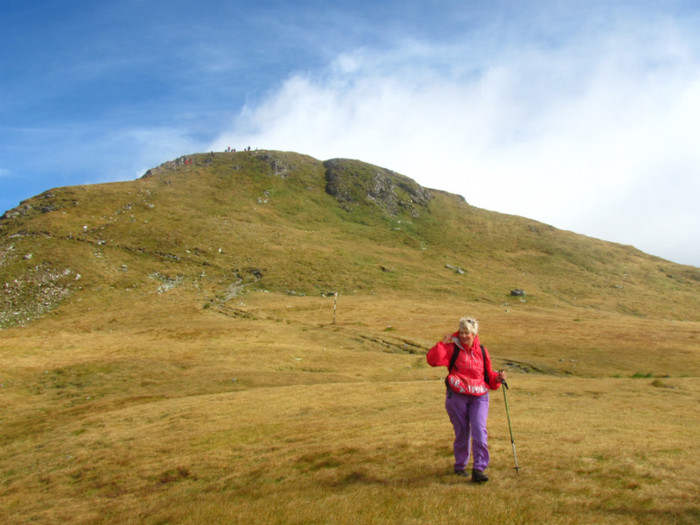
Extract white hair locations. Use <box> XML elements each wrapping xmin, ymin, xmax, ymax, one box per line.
<box><xmin>459</xmin><ymin>316</ymin><xmax>478</xmax><ymax>335</ymax></box>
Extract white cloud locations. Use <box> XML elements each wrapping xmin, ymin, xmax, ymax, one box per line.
<box><xmin>211</xmin><ymin>26</ymin><xmax>700</xmax><ymax>266</ymax></box>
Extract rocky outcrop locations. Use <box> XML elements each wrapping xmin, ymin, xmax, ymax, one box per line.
<box><xmin>1</xmin><ymin>264</ymin><xmax>79</xmax><ymax>329</ymax></box>
<box><xmin>141</xmin><ymin>155</ymin><xmax>207</xmax><ymax>178</ymax></box>
<box><xmin>1</xmin><ymin>192</ymin><xmax>76</xmax><ymax>224</ymax></box>
<box><xmin>253</xmin><ymin>152</ymin><xmax>295</xmax><ymax>178</ymax></box>
<box><xmin>323</xmin><ymin>159</ymin><xmax>432</xmax><ymax>217</ymax></box>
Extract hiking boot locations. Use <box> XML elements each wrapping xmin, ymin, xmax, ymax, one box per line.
<box><xmin>471</xmin><ymin>469</ymin><xmax>489</xmax><ymax>483</ymax></box>
<box><xmin>454</xmin><ymin>469</ymin><xmax>469</xmax><ymax>477</ymax></box>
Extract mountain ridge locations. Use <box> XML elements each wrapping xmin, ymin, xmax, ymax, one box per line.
<box><xmin>1</xmin><ymin>149</ymin><xmax>698</xmax><ymax>330</ymax></box>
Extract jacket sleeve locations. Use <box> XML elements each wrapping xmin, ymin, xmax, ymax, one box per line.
<box><xmin>483</xmin><ymin>347</ymin><xmax>502</xmax><ymax>391</ymax></box>
<box><xmin>426</xmin><ymin>340</ymin><xmax>453</xmax><ymax>368</ymax></box>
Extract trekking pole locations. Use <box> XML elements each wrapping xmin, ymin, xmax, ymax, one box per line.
<box><xmin>501</xmin><ymin>379</ymin><xmax>520</xmax><ymax>474</ymax></box>
<box><xmin>332</xmin><ymin>292</ymin><xmax>338</xmax><ymax>324</ymax></box>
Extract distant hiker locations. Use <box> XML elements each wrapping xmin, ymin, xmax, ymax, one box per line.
<box><xmin>426</xmin><ymin>316</ymin><xmax>505</xmax><ymax>483</ymax></box>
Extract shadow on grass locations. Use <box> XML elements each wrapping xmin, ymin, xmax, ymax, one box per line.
<box><xmin>592</xmin><ymin>503</ymin><xmax>700</xmax><ymax>525</ymax></box>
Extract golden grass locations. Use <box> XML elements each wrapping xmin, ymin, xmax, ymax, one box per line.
<box><xmin>3</xmin><ymin>377</ymin><xmax>699</xmax><ymax>524</ymax></box>
<box><xmin>1</xmin><ymin>291</ymin><xmax>699</xmax><ymax>524</ymax></box>
<box><xmin>3</xmin><ymin>150</ymin><xmax>700</xmax><ymax>524</ymax></box>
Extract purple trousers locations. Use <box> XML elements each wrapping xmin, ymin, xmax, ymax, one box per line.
<box><xmin>445</xmin><ymin>390</ymin><xmax>490</xmax><ymax>472</ymax></box>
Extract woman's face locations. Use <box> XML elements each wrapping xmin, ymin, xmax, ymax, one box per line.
<box><xmin>458</xmin><ymin>330</ymin><xmax>475</xmax><ymax>348</ymax></box>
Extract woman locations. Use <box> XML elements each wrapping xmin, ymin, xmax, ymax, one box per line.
<box><xmin>426</xmin><ymin>316</ymin><xmax>506</xmax><ymax>483</ymax></box>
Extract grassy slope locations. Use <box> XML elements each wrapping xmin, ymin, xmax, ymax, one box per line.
<box><xmin>2</xmin><ymin>295</ymin><xmax>698</xmax><ymax>524</ymax></box>
<box><xmin>2</xmin><ymin>150</ymin><xmax>699</xmax><ymax>324</ymax></box>
<box><xmin>1</xmin><ymin>151</ymin><xmax>699</xmax><ymax>524</ymax></box>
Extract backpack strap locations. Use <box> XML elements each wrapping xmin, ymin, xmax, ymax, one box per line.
<box><xmin>448</xmin><ymin>343</ymin><xmax>461</xmax><ymax>373</ymax></box>
<box><xmin>481</xmin><ymin>344</ymin><xmax>489</xmax><ymax>386</ymax></box>
<box><xmin>445</xmin><ymin>338</ymin><xmax>461</xmax><ymax>389</ymax></box>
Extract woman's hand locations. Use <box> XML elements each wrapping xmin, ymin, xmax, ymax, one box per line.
<box><xmin>497</xmin><ymin>369</ymin><xmax>507</xmax><ymax>383</ymax></box>
<box><xmin>442</xmin><ymin>333</ymin><xmax>454</xmax><ymax>344</ymax></box>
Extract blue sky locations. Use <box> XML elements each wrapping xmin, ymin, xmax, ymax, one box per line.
<box><xmin>2</xmin><ymin>0</ymin><xmax>700</xmax><ymax>266</ymax></box>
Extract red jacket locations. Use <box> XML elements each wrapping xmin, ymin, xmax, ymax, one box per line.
<box><xmin>426</xmin><ymin>333</ymin><xmax>501</xmax><ymax>396</ymax></box>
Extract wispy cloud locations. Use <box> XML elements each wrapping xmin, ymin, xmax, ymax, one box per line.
<box><xmin>211</xmin><ymin>19</ymin><xmax>700</xmax><ymax>266</ymax></box>
<box><xmin>3</xmin><ymin>1</ymin><xmax>700</xmax><ymax>265</ymax></box>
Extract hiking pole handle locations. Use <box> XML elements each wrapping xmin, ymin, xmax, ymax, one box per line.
<box><xmin>499</xmin><ymin>370</ymin><xmax>509</xmax><ymax>390</ymax></box>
